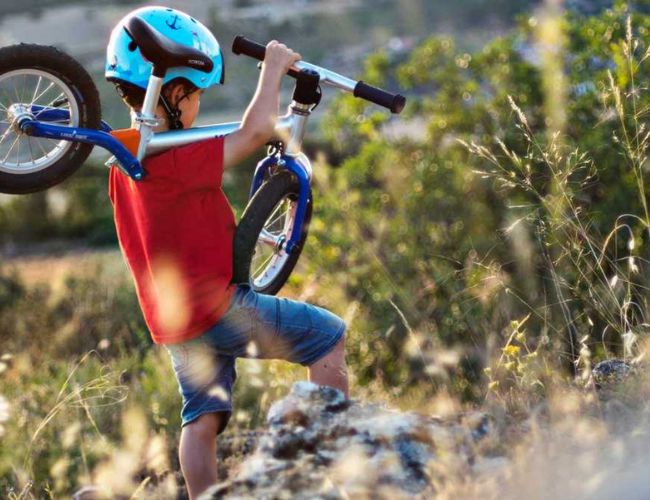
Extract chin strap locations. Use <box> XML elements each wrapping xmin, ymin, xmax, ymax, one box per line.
<box><xmin>159</xmin><ymin>94</ymin><xmax>184</xmax><ymax>130</ymax></box>
<box><xmin>159</xmin><ymin>87</ymin><xmax>198</xmax><ymax>131</ymax></box>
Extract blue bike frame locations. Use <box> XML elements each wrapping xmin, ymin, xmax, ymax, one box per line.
<box><xmin>250</xmin><ymin>153</ymin><xmax>312</xmax><ymax>255</ymax></box>
<box><xmin>18</xmin><ymin>104</ymin><xmax>313</xmax><ymax>256</ymax></box>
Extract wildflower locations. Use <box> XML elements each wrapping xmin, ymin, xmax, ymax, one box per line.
<box><xmin>503</xmin><ymin>345</ymin><xmax>520</xmax><ymax>357</ymax></box>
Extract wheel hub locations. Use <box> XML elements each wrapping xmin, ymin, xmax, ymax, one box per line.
<box><xmin>6</xmin><ymin>103</ymin><xmax>33</xmax><ymax>133</ymax></box>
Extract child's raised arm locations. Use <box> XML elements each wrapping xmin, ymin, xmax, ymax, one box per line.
<box><xmin>223</xmin><ymin>41</ymin><xmax>301</xmax><ymax>170</ymax></box>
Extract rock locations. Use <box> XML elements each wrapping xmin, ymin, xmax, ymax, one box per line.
<box><xmin>592</xmin><ymin>359</ymin><xmax>635</xmax><ymax>389</ymax></box>
<box><xmin>205</xmin><ymin>382</ymin><xmax>498</xmax><ymax>499</ymax></box>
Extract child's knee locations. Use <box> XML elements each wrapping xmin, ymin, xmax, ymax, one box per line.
<box><xmin>312</xmin><ymin>335</ymin><xmax>346</xmax><ymax>366</ymax></box>
<box><xmin>184</xmin><ymin>412</ymin><xmax>227</xmax><ymax>439</ymax></box>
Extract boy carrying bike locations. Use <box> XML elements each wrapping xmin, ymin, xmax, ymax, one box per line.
<box><xmin>105</xmin><ymin>7</ymin><xmax>349</xmax><ymax>498</ymax></box>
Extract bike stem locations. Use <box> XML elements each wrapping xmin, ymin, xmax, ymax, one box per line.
<box><xmin>284</xmin><ymin>69</ymin><xmax>320</xmax><ymax>155</ymax></box>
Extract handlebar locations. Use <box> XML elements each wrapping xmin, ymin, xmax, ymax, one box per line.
<box><xmin>232</xmin><ymin>35</ymin><xmax>406</xmax><ymax>114</ymax></box>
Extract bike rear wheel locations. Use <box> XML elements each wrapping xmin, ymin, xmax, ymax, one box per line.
<box><xmin>232</xmin><ymin>171</ymin><xmax>312</xmax><ymax>295</ymax></box>
<box><xmin>0</xmin><ymin>44</ymin><xmax>101</xmax><ymax>194</ymax></box>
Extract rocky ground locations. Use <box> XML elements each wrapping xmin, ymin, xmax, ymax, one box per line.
<box><xmin>73</xmin><ymin>359</ymin><xmax>650</xmax><ymax>499</ymax></box>
<box><xmin>204</xmin><ymin>359</ymin><xmax>650</xmax><ymax>499</ymax></box>
<box><xmin>206</xmin><ymin>381</ymin><xmax>502</xmax><ymax>499</ymax></box>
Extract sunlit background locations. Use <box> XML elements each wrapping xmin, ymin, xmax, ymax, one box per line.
<box><xmin>3</xmin><ymin>0</ymin><xmax>650</xmax><ymax>498</ymax></box>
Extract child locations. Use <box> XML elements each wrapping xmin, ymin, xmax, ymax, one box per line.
<box><xmin>105</xmin><ymin>7</ymin><xmax>349</xmax><ymax>499</ymax></box>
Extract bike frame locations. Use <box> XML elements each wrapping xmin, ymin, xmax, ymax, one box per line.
<box><xmin>12</xmin><ymin>53</ymin><xmax>365</xmax><ymax>255</ymax></box>
<box><xmin>16</xmin><ymin>71</ymin><xmax>321</xmax><ymax>255</ymax></box>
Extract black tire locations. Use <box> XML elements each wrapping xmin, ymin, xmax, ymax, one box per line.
<box><xmin>233</xmin><ymin>171</ymin><xmax>313</xmax><ymax>295</ymax></box>
<box><xmin>0</xmin><ymin>44</ymin><xmax>101</xmax><ymax>194</ymax></box>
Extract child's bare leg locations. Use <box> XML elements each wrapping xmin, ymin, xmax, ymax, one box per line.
<box><xmin>178</xmin><ymin>412</ymin><xmax>223</xmax><ymax>499</ymax></box>
<box><xmin>308</xmin><ymin>336</ymin><xmax>349</xmax><ymax>398</ymax></box>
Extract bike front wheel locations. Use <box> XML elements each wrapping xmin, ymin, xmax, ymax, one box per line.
<box><xmin>232</xmin><ymin>171</ymin><xmax>312</xmax><ymax>295</ymax></box>
<box><xmin>0</xmin><ymin>44</ymin><xmax>101</xmax><ymax>194</ymax></box>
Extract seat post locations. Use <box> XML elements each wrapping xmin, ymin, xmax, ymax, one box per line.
<box><xmin>135</xmin><ymin>70</ymin><xmax>164</xmax><ymax>161</ymax></box>
<box><xmin>141</xmin><ymin>74</ymin><xmax>163</xmax><ymax>118</ymax></box>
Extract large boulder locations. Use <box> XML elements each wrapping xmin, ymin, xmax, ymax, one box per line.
<box><xmin>206</xmin><ymin>381</ymin><xmax>498</xmax><ymax>499</ymax></box>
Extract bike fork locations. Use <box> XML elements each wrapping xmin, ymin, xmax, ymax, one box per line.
<box><xmin>247</xmin><ymin>68</ymin><xmax>321</xmax><ymax>255</ymax></box>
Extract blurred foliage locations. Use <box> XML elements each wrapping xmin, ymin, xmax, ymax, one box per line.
<box><xmin>314</xmin><ymin>0</ymin><xmax>650</xmax><ymax>397</ymax></box>
<box><xmin>0</xmin><ymin>258</ymin><xmax>308</xmax><ymax>496</ymax></box>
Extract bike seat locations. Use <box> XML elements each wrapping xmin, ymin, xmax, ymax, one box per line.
<box><xmin>124</xmin><ymin>16</ymin><xmax>213</xmax><ymax>77</ymax></box>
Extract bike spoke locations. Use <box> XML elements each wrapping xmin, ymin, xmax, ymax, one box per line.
<box><xmin>266</xmin><ymin>203</ymin><xmax>290</xmax><ymax>232</ymax></box>
<box><xmin>42</xmin><ymin>92</ymin><xmax>66</xmax><ymax>110</ymax></box>
<box><xmin>26</xmin><ymin>137</ymin><xmax>37</xmax><ymax>165</ymax></box>
<box><xmin>33</xmin><ymin>137</ymin><xmax>50</xmax><ymax>158</ymax></box>
<box><xmin>265</xmin><ymin>202</ymin><xmax>285</xmax><ymax>227</ymax></box>
<box><xmin>22</xmin><ymin>74</ymin><xmax>30</xmax><ymax>103</ymax></box>
<box><xmin>15</xmin><ymin>135</ymin><xmax>21</xmax><ymax>167</ymax></box>
<box><xmin>0</xmin><ymin>127</ymin><xmax>14</xmax><ymax>147</ymax></box>
<box><xmin>31</xmin><ymin>81</ymin><xmax>55</xmax><ymax>108</ymax></box>
<box><xmin>253</xmin><ymin>252</ymin><xmax>276</xmax><ymax>277</ymax></box>
<box><xmin>0</xmin><ymin>86</ymin><xmax>15</xmax><ymax>111</ymax></box>
<box><xmin>12</xmin><ymin>78</ymin><xmax>21</xmax><ymax>105</ymax></box>
<box><xmin>30</xmin><ymin>76</ymin><xmax>43</xmax><ymax>106</ymax></box>
<box><xmin>2</xmin><ymin>135</ymin><xmax>20</xmax><ymax>163</ymax></box>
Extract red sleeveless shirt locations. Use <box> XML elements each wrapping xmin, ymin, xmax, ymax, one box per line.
<box><xmin>108</xmin><ymin>136</ymin><xmax>236</xmax><ymax>344</ymax></box>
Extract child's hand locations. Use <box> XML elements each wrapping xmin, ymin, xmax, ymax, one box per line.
<box><xmin>263</xmin><ymin>41</ymin><xmax>301</xmax><ymax>77</ymax></box>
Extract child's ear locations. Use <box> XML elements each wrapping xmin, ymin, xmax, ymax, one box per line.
<box><xmin>170</xmin><ymin>83</ymin><xmax>187</xmax><ymax>106</ymax></box>
<box><xmin>162</xmin><ymin>83</ymin><xmax>184</xmax><ymax>106</ymax></box>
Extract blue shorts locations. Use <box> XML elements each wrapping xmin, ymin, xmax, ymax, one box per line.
<box><xmin>165</xmin><ymin>283</ymin><xmax>346</xmax><ymax>433</ymax></box>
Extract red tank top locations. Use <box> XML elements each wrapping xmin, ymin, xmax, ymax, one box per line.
<box><xmin>108</xmin><ymin>136</ymin><xmax>236</xmax><ymax>344</ymax></box>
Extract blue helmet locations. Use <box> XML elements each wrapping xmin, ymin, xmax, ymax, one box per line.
<box><xmin>105</xmin><ymin>6</ymin><xmax>224</xmax><ymax>90</ymax></box>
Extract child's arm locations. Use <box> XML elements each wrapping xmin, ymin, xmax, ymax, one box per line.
<box><xmin>223</xmin><ymin>41</ymin><xmax>301</xmax><ymax>170</ymax></box>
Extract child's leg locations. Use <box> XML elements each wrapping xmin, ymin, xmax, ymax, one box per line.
<box><xmin>203</xmin><ymin>284</ymin><xmax>350</xmax><ymax>396</ymax></box>
<box><xmin>179</xmin><ymin>412</ymin><xmax>225</xmax><ymax>499</ymax></box>
<box><xmin>165</xmin><ymin>339</ymin><xmax>237</xmax><ymax>499</ymax></box>
<box><xmin>308</xmin><ymin>335</ymin><xmax>349</xmax><ymax>397</ymax></box>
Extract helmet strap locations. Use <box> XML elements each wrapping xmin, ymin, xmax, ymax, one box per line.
<box><xmin>159</xmin><ymin>94</ymin><xmax>184</xmax><ymax>130</ymax></box>
<box><xmin>159</xmin><ymin>86</ymin><xmax>197</xmax><ymax>131</ymax></box>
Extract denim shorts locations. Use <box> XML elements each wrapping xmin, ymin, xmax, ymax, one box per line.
<box><xmin>165</xmin><ymin>283</ymin><xmax>346</xmax><ymax>433</ymax></box>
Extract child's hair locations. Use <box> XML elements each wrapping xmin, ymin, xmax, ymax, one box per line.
<box><xmin>114</xmin><ymin>77</ymin><xmax>198</xmax><ymax>111</ymax></box>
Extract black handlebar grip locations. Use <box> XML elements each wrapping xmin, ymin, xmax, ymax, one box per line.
<box><xmin>232</xmin><ymin>35</ymin><xmax>267</xmax><ymax>61</ymax></box>
<box><xmin>354</xmin><ymin>81</ymin><xmax>406</xmax><ymax>114</ymax></box>
<box><xmin>236</xmin><ymin>36</ymin><xmax>303</xmax><ymax>78</ymax></box>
